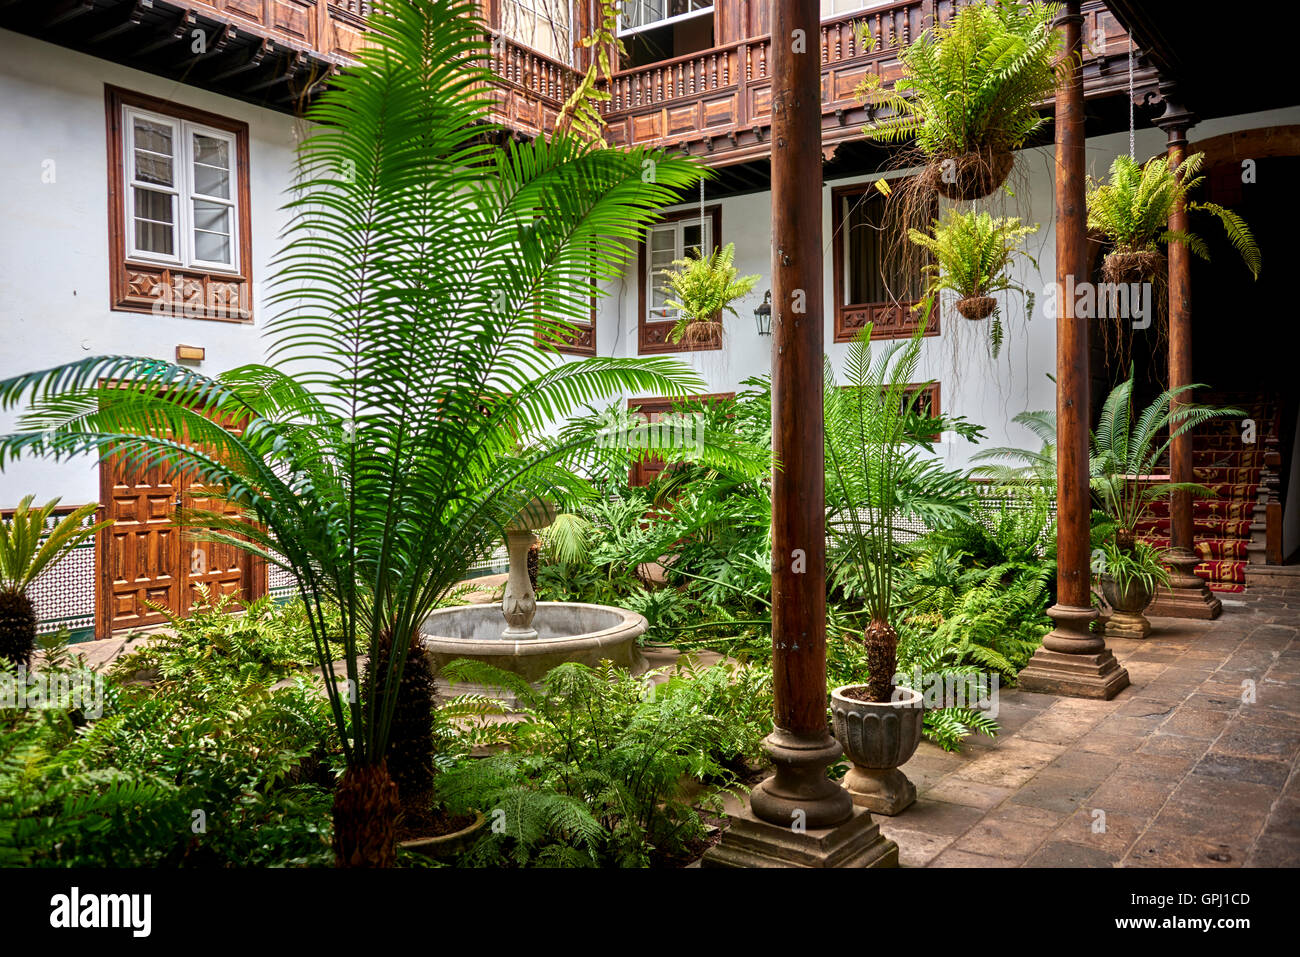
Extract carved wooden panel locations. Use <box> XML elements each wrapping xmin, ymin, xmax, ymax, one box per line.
<box><xmin>836</xmin><ymin>301</ymin><xmax>935</xmax><ymax>343</ymax></box>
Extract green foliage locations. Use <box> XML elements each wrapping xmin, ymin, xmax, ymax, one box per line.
<box><xmin>663</xmin><ymin>242</ymin><xmax>761</xmax><ymax>342</ymax></box>
<box><xmin>1</xmin><ymin>608</ymin><xmax>337</xmax><ymax>867</ymax></box>
<box><xmin>554</xmin><ymin>0</ymin><xmax>624</xmax><ymax>145</ymax></box>
<box><xmin>0</xmin><ymin>0</ymin><xmax>715</xmax><ymax>779</ymax></box>
<box><xmin>0</xmin><ymin>496</ymin><xmax>108</xmax><ymax>595</ymax></box>
<box><xmin>1095</xmin><ymin>538</ymin><xmax>1169</xmax><ymax>594</ymax></box>
<box><xmin>861</xmin><ymin>1</ymin><xmax>1063</xmax><ymax>158</ymax></box>
<box><xmin>1086</xmin><ymin>152</ymin><xmax>1261</xmax><ymax>278</ymax></box>
<box><xmin>909</xmin><ymin>209</ymin><xmax>1039</xmax><ymax>351</ymax></box>
<box><xmin>824</xmin><ymin>317</ymin><xmax>978</xmax><ymax>629</ymax></box>
<box><xmin>1090</xmin><ymin>374</ymin><xmax>1238</xmax><ymax>539</ymax></box>
<box><xmin>435</xmin><ymin>659</ymin><xmax>750</xmax><ymax>867</ymax></box>
<box><xmin>0</xmin><ymin>497</ymin><xmax>109</xmax><ymax>667</ymax></box>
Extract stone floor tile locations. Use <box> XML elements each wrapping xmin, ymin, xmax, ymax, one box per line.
<box><xmin>1122</xmin><ymin>829</ymin><xmax>1246</xmax><ymax>867</ymax></box>
<box><xmin>1025</xmin><ymin>840</ymin><xmax>1119</xmax><ymax>867</ymax></box>
<box><xmin>922</xmin><ymin>776</ymin><xmax>1016</xmax><ymax>810</ymax></box>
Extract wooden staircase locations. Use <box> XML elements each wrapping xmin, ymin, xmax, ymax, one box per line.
<box><xmin>1136</xmin><ymin>392</ymin><xmax>1282</xmax><ymax>592</ymax></box>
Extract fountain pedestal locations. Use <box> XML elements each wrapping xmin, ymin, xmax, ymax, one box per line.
<box><xmin>501</xmin><ymin>529</ymin><xmax>539</xmax><ymax>639</ymax></box>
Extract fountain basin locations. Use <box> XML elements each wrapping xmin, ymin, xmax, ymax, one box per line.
<box><xmin>421</xmin><ymin>601</ymin><xmax>648</xmax><ymax>700</ymax></box>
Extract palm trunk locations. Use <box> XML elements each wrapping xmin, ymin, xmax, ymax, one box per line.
<box><xmin>863</xmin><ymin>616</ymin><xmax>898</xmax><ymax>703</ymax></box>
<box><xmin>363</xmin><ymin>628</ymin><xmax>437</xmax><ymax>823</ymax></box>
<box><xmin>332</xmin><ymin>759</ymin><xmax>401</xmax><ymax>867</ymax></box>
<box><xmin>0</xmin><ymin>589</ymin><xmax>37</xmax><ymax>667</ymax></box>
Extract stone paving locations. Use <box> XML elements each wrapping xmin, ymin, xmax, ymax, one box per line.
<box><xmin>877</xmin><ymin>580</ymin><xmax>1300</xmax><ymax>867</ymax></box>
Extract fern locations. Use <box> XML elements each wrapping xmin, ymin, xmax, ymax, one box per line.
<box><xmin>860</xmin><ymin>1</ymin><xmax>1063</xmax><ymax>158</ymax></box>
<box><xmin>1087</xmin><ymin>152</ymin><xmax>1261</xmax><ymax>278</ymax></box>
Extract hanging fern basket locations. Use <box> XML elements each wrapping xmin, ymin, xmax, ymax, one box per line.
<box><xmin>680</xmin><ymin>319</ymin><xmax>723</xmax><ymax>348</ymax></box>
<box><xmin>955</xmin><ymin>295</ymin><xmax>998</xmax><ymax>320</ymax></box>
<box><xmin>925</xmin><ymin>148</ymin><xmax>1015</xmax><ymax>202</ymax></box>
<box><xmin>1101</xmin><ymin>248</ymin><xmax>1166</xmax><ymax>285</ymax></box>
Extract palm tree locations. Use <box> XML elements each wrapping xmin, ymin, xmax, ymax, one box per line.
<box><xmin>0</xmin><ymin>497</ymin><xmax>108</xmax><ymax>666</ymax></box>
<box><xmin>0</xmin><ymin>0</ymin><xmax>722</xmax><ymax>866</ymax></box>
<box><xmin>823</xmin><ymin>316</ymin><xmax>977</xmax><ymax>702</ymax></box>
<box><xmin>1090</xmin><ymin>376</ymin><xmax>1238</xmax><ymax>551</ymax></box>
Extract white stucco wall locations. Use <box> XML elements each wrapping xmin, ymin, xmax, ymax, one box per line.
<box><xmin>0</xmin><ymin>29</ymin><xmax>302</xmax><ymax>508</ymax></box>
<box><xmin>596</xmin><ymin>105</ymin><xmax>1300</xmax><ymax>473</ymax></box>
<box><xmin>3</xmin><ymin>18</ymin><xmax>1296</xmax><ymax>501</ymax></box>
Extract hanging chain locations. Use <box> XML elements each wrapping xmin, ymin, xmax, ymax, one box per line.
<box><xmin>699</xmin><ymin>176</ymin><xmax>706</xmax><ymax>251</ymax></box>
<box><xmin>1128</xmin><ymin>34</ymin><xmax>1135</xmax><ymax>160</ymax></box>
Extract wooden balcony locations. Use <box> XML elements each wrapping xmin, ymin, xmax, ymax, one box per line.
<box><xmin>601</xmin><ymin>0</ymin><xmax>1156</xmax><ymax>166</ymax></box>
<box><xmin>1</xmin><ymin>0</ymin><xmax>1155</xmax><ymax>165</ymax></box>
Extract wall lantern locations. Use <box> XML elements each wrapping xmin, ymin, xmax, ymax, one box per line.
<box><xmin>754</xmin><ymin>289</ymin><xmax>772</xmax><ymax>336</ymax></box>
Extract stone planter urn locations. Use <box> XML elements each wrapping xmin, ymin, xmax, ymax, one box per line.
<box><xmin>1100</xmin><ymin>573</ymin><xmax>1155</xmax><ymax>639</ymax></box>
<box><xmin>399</xmin><ymin>810</ymin><xmax>487</xmax><ymax>861</ymax></box>
<box><xmin>830</xmin><ymin>685</ymin><xmax>924</xmax><ymax>815</ymax></box>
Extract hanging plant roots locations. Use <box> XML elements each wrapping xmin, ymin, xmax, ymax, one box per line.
<box><xmin>1101</xmin><ymin>248</ymin><xmax>1166</xmax><ymax>285</ymax></box>
<box><xmin>955</xmin><ymin>295</ymin><xmax>998</xmax><ymax>320</ymax></box>
<box><xmin>681</xmin><ymin>320</ymin><xmax>723</xmax><ymax>347</ymax></box>
<box><xmin>924</xmin><ymin>148</ymin><xmax>1015</xmax><ymax>202</ymax></box>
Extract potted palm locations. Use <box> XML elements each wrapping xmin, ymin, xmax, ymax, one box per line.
<box><xmin>0</xmin><ymin>0</ymin><xmax>716</xmax><ymax>867</ymax></box>
<box><xmin>908</xmin><ymin>209</ymin><xmax>1039</xmax><ymax>353</ymax></box>
<box><xmin>824</xmin><ymin>319</ymin><xmax>960</xmax><ymax>815</ymax></box>
<box><xmin>1089</xmin><ymin>376</ymin><xmax>1238</xmax><ymax>638</ymax></box>
<box><xmin>859</xmin><ymin>1</ymin><xmax>1063</xmax><ymax>201</ymax></box>
<box><xmin>1086</xmin><ymin>152</ymin><xmax>1261</xmax><ymax>284</ymax></box>
<box><xmin>0</xmin><ymin>497</ymin><xmax>109</xmax><ymax>666</ymax></box>
<box><xmin>663</xmin><ymin>242</ymin><xmax>760</xmax><ymax>348</ymax></box>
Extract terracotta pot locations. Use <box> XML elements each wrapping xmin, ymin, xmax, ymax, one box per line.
<box><xmin>1100</xmin><ymin>573</ymin><xmax>1155</xmax><ymax>639</ymax></box>
<box><xmin>830</xmin><ymin>685</ymin><xmax>924</xmax><ymax>815</ymax></box>
<box><xmin>928</xmin><ymin>148</ymin><xmax>1014</xmax><ymax>201</ymax></box>
<box><xmin>955</xmin><ymin>295</ymin><xmax>997</xmax><ymax>320</ymax></box>
<box><xmin>398</xmin><ymin>810</ymin><xmax>487</xmax><ymax>861</ymax></box>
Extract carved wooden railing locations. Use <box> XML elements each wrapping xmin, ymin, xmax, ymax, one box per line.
<box><xmin>601</xmin><ymin>0</ymin><xmax>1150</xmax><ymax>163</ymax></box>
<box><xmin>57</xmin><ymin>0</ymin><xmax>1148</xmax><ymax>158</ymax></box>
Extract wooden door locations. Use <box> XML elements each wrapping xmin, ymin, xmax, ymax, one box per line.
<box><xmin>99</xmin><ymin>456</ymin><xmax>185</xmax><ymax>632</ymax></box>
<box><xmin>97</xmin><ymin>457</ymin><xmax>265</xmax><ymax>637</ymax></box>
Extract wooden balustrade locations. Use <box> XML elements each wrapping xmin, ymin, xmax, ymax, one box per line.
<box><xmin>104</xmin><ymin>0</ymin><xmax>1143</xmax><ymax>161</ymax></box>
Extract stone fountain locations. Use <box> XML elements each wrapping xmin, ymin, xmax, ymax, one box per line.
<box><xmin>421</xmin><ymin>498</ymin><xmax>648</xmax><ymax>703</ymax></box>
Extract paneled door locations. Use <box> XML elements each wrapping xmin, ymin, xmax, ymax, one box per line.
<box><xmin>97</xmin><ymin>455</ymin><xmax>264</xmax><ymax>636</ymax></box>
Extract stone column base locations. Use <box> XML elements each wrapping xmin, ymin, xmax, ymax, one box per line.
<box><xmin>1018</xmin><ymin>647</ymin><xmax>1130</xmax><ymax>700</ymax></box>
<box><xmin>843</xmin><ymin>765</ymin><xmax>916</xmax><ymax>816</ymax></box>
<box><xmin>1147</xmin><ymin>583</ymin><xmax>1222</xmax><ymax>620</ymax></box>
<box><xmin>1103</xmin><ymin>610</ymin><xmax>1152</xmax><ymax>639</ymax></box>
<box><xmin>701</xmin><ymin>804</ymin><xmax>898</xmax><ymax>868</ymax></box>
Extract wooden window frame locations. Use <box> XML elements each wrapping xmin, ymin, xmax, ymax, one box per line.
<box><xmin>830</xmin><ymin>181</ymin><xmax>938</xmax><ymax>344</ymax></box>
<box><xmin>637</xmin><ymin>204</ymin><xmax>723</xmax><ymax>354</ymax></box>
<box><xmin>106</xmin><ymin>85</ymin><xmax>254</xmax><ymax>324</ymax></box>
<box><xmin>543</xmin><ymin>287</ymin><xmax>598</xmax><ymax>356</ymax></box>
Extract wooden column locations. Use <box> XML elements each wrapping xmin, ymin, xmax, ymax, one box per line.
<box><xmin>1018</xmin><ymin>0</ymin><xmax>1129</xmax><ymax>699</ymax></box>
<box><xmin>703</xmin><ymin>0</ymin><xmax>895</xmax><ymax>867</ymax></box>
<box><xmin>1149</xmin><ymin>87</ymin><xmax>1222</xmax><ymax>619</ymax></box>
<box><xmin>748</xmin><ymin>0</ymin><xmax>853</xmax><ymax>830</ymax></box>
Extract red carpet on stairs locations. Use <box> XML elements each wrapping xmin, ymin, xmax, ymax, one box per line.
<box><xmin>1135</xmin><ymin>396</ymin><xmax>1274</xmax><ymax>593</ymax></box>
